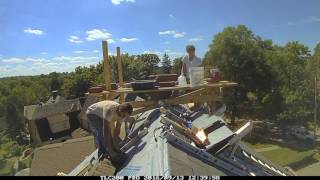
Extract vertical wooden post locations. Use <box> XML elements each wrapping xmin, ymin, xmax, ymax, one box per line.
<box><xmin>102</xmin><ymin>41</ymin><xmax>112</xmax><ymax>99</ymax></box>
<box><xmin>314</xmin><ymin>75</ymin><xmax>317</xmax><ymax>138</ymax></box>
<box><xmin>116</xmin><ymin>47</ymin><xmax>125</xmax><ymax>103</ymax></box>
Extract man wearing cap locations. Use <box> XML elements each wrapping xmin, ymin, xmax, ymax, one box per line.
<box><xmin>181</xmin><ymin>44</ymin><xmax>202</xmax><ymax>79</ymax></box>
<box><xmin>86</xmin><ymin>100</ymin><xmax>133</xmax><ymax>164</ymax></box>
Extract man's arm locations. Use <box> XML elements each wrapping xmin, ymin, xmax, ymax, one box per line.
<box><xmin>182</xmin><ymin>62</ymin><xmax>187</xmax><ymax>76</ymax></box>
<box><xmin>114</xmin><ymin>121</ymin><xmax>121</xmax><ymax>140</ymax></box>
<box><xmin>103</xmin><ymin>120</ymin><xmax>114</xmax><ymax>155</ymax></box>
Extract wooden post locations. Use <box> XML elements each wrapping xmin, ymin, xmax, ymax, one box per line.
<box><xmin>102</xmin><ymin>41</ymin><xmax>112</xmax><ymax>96</ymax></box>
<box><xmin>116</xmin><ymin>47</ymin><xmax>125</xmax><ymax>103</ymax></box>
<box><xmin>314</xmin><ymin>75</ymin><xmax>317</xmax><ymax>138</ymax></box>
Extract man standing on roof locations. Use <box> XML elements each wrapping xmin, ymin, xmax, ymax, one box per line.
<box><xmin>181</xmin><ymin>44</ymin><xmax>202</xmax><ymax>79</ymax></box>
<box><xmin>86</xmin><ymin>100</ymin><xmax>133</xmax><ymax>163</ymax></box>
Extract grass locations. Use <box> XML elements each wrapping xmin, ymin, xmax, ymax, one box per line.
<box><xmin>18</xmin><ymin>156</ymin><xmax>32</xmax><ymax>170</ymax></box>
<box><xmin>244</xmin><ymin>133</ymin><xmax>320</xmax><ymax>170</ymax></box>
<box><xmin>243</xmin><ymin>141</ymin><xmax>274</xmax><ymax>149</ymax></box>
<box><xmin>260</xmin><ymin>147</ymin><xmax>316</xmax><ymax>166</ymax></box>
<box><xmin>0</xmin><ymin>132</ymin><xmax>31</xmax><ymax>175</ymax></box>
<box><xmin>0</xmin><ymin>155</ymin><xmax>32</xmax><ymax>176</ymax></box>
<box><xmin>0</xmin><ymin>157</ymin><xmax>18</xmax><ymax>176</ymax></box>
<box><xmin>243</xmin><ymin>135</ymin><xmax>279</xmax><ymax>149</ymax></box>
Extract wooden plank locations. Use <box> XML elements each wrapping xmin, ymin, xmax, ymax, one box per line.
<box><xmin>205</xmin><ymin>88</ymin><xmax>217</xmax><ymax>114</ymax></box>
<box><xmin>102</xmin><ymin>41</ymin><xmax>112</xmax><ymax>92</ymax></box>
<box><xmin>128</xmin><ymin>100</ymin><xmax>158</xmax><ymax>108</ymax></box>
<box><xmin>166</xmin><ymin>95</ymin><xmax>221</xmax><ymax>105</ymax></box>
<box><xmin>164</xmin><ymin>88</ymin><xmax>206</xmax><ymax>104</ymax></box>
<box><xmin>101</xmin><ymin>82</ymin><xmax>237</xmax><ymax>94</ymax></box>
<box><xmin>116</xmin><ymin>47</ymin><xmax>125</xmax><ymax>103</ymax></box>
<box><xmin>132</xmin><ymin>105</ymin><xmax>158</xmax><ymax>115</ymax></box>
<box><xmin>110</xmin><ymin>85</ymin><xmax>191</xmax><ymax>93</ymax></box>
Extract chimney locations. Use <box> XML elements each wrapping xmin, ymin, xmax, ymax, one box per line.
<box><xmin>52</xmin><ymin>90</ymin><xmax>58</xmax><ymax>101</ymax></box>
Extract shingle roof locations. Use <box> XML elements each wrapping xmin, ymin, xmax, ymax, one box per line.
<box><xmin>116</xmin><ymin>107</ymin><xmax>294</xmax><ymax>176</ymax></box>
<box><xmin>167</xmin><ymin>143</ymin><xmax>228</xmax><ymax>176</ymax></box>
<box><xmin>24</xmin><ymin>98</ymin><xmax>81</xmax><ymax>120</ymax></box>
<box><xmin>30</xmin><ymin>136</ymin><xmax>96</xmax><ymax>176</ymax></box>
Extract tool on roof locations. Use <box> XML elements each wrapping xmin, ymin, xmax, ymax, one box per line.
<box><xmin>120</xmin><ymin>127</ymin><xmax>148</xmax><ymax>153</ymax></box>
<box><xmin>160</xmin><ymin>107</ymin><xmax>209</xmax><ymax>148</ymax></box>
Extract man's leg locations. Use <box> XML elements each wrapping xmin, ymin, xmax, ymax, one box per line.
<box><xmin>87</xmin><ymin>114</ymin><xmax>107</xmax><ymax>158</ymax></box>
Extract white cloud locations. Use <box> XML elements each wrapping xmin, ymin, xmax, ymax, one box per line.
<box><xmin>40</xmin><ymin>52</ymin><xmax>48</xmax><ymax>55</ymax></box>
<box><xmin>163</xmin><ymin>41</ymin><xmax>170</xmax><ymax>45</ymax></box>
<box><xmin>189</xmin><ymin>36</ymin><xmax>203</xmax><ymax>42</ymax></box>
<box><xmin>111</xmin><ymin>0</ymin><xmax>135</xmax><ymax>5</ymax></box>
<box><xmin>169</xmin><ymin>14</ymin><xmax>175</xmax><ymax>19</ymax></box>
<box><xmin>1</xmin><ymin>57</ymin><xmax>25</xmax><ymax>63</ymax></box>
<box><xmin>1</xmin><ymin>57</ymin><xmax>46</xmax><ymax>64</ymax></box>
<box><xmin>51</xmin><ymin>56</ymin><xmax>100</xmax><ymax>62</ymax></box>
<box><xmin>85</xmin><ymin>29</ymin><xmax>114</xmax><ymax>42</ymax></box>
<box><xmin>173</xmin><ymin>32</ymin><xmax>186</xmax><ymax>38</ymax></box>
<box><xmin>307</xmin><ymin>16</ymin><xmax>320</xmax><ymax>23</ymax></box>
<box><xmin>164</xmin><ymin>50</ymin><xmax>184</xmax><ymax>57</ymax></box>
<box><xmin>68</xmin><ymin>35</ymin><xmax>83</xmax><ymax>43</ymax></box>
<box><xmin>159</xmin><ymin>30</ymin><xmax>186</xmax><ymax>38</ymax></box>
<box><xmin>23</xmin><ymin>28</ymin><xmax>44</xmax><ymax>35</ymax></box>
<box><xmin>73</xmin><ymin>50</ymin><xmax>86</xmax><ymax>54</ymax></box>
<box><xmin>25</xmin><ymin>57</ymin><xmax>46</xmax><ymax>63</ymax></box>
<box><xmin>0</xmin><ymin>56</ymin><xmax>102</xmax><ymax>77</ymax></box>
<box><xmin>142</xmin><ymin>50</ymin><xmax>183</xmax><ymax>59</ymax></box>
<box><xmin>120</xmin><ymin>37</ymin><xmax>138</xmax><ymax>42</ymax></box>
<box><xmin>143</xmin><ymin>51</ymin><xmax>161</xmax><ymax>55</ymax></box>
<box><xmin>92</xmin><ymin>50</ymin><xmax>100</xmax><ymax>53</ymax></box>
<box><xmin>108</xmin><ymin>39</ymin><xmax>116</xmax><ymax>43</ymax></box>
<box><xmin>288</xmin><ymin>16</ymin><xmax>320</xmax><ymax>26</ymax></box>
<box><xmin>159</xmin><ymin>30</ymin><xmax>176</xmax><ymax>35</ymax></box>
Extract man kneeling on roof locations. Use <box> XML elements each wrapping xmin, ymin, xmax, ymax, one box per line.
<box><xmin>86</xmin><ymin>100</ymin><xmax>133</xmax><ymax>164</ymax></box>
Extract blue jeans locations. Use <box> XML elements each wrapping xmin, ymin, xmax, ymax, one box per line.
<box><xmin>87</xmin><ymin>114</ymin><xmax>108</xmax><ymax>158</ymax></box>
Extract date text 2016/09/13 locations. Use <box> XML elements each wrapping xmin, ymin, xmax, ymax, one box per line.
<box><xmin>100</xmin><ymin>176</ymin><xmax>221</xmax><ymax>180</ymax></box>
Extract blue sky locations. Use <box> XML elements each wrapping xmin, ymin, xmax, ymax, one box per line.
<box><xmin>0</xmin><ymin>0</ymin><xmax>320</xmax><ymax>77</ymax></box>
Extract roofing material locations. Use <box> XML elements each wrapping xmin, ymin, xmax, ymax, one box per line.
<box><xmin>115</xmin><ymin>107</ymin><xmax>294</xmax><ymax>176</ymax></box>
<box><xmin>30</xmin><ymin>136</ymin><xmax>96</xmax><ymax>176</ymax></box>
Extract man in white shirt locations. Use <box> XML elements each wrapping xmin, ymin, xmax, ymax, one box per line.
<box><xmin>181</xmin><ymin>44</ymin><xmax>202</xmax><ymax>78</ymax></box>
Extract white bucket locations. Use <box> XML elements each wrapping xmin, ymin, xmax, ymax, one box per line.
<box><xmin>178</xmin><ymin>69</ymin><xmax>187</xmax><ymax>86</ymax></box>
<box><xmin>189</xmin><ymin>67</ymin><xmax>204</xmax><ymax>87</ymax></box>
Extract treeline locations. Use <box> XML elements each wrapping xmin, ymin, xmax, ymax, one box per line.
<box><xmin>0</xmin><ymin>53</ymin><xmax>182</xmax><ymax>138</ymax></box>
<box><xmin>204</xmin><ymin>25</ymin><xmax>320</xmax><ymax>124</ymax></box>
<box><xmin>0</xmin><ymin>25</ymin><xmax>319</xmax><ymax>139</ymax></box>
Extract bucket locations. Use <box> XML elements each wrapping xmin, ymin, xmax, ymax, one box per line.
<box><xmin>178</xmin><ymin>69</ymin><xmax>187</xmax><ymax>86</ymax></box>
<box><xmin>189</xmin><ymin>67</ymin><xmax>204</xmax><ymax>87</ymax></box>
<box><xmin>209</xmin><ymin>68</ymin><xmax>220</xmax><ymax>83</ymax></box>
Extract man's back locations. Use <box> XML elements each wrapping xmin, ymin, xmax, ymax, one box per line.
<box><xmin>86</xmin><ymin>100</ymin><xmax>119</xmax><ymax>122</ymax></box>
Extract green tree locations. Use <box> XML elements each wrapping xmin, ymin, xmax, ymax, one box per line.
<box><xmin>161</xmin><ymin>53</ymin><xmax>172</xmax><ymax>74</ymax></box>
<box><xmin>306</xmin><ymin>43</ymin><xmax>320</xmax><ymax>80</ymax></box>
<box><xmin>204</xmin><ymin>25</ymin><xmax>274</xmax><ymax>102</ymax></box>
<box><xmin>172</xmin><ymin>57</ymin><xmax>183</xmax><ymax>74</ymax></box>
<box><xmin>5</xmin><ymin>103</ymin><xmax>22</xmax><ymax>137</ymax></box>
<box><xmin>135</xmin><ymin>54</ymin><xmax>160</xmax><ymax>78</ymax></box>
<box><xmin>204</xmin><ymin>25</ymin><xmax>274</xmax><ymax>122</ymax></box>
<box><xmin>49</xmin><ymin>72</ymin><xmax>62</xmax><ymax>91</ymax></box>
<box><xmin>266</xmin><ymin>42</ymin><xmax>312</xmax><ymax>122</ymax></box>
